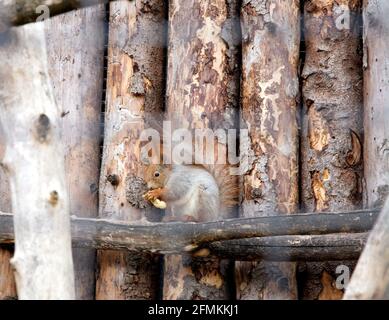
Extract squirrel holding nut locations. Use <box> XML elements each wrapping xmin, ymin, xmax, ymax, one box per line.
<box><xmin>143</xmin><ymin>163</ymin><xmax>239</xmax><ymax>222</ymax></box>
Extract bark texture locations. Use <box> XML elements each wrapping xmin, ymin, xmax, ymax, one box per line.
<box><xmin>0</xmin><ymin>22</ymin><xmax>75</xmax><ymax>299</ymax></box>
<box><xmin>300</xmin><ymin>0</ymin><xmax>363</xmax><ymax>300</ymax></box>
<box><xmin>211</xmin><ymin>233</ymin><xmax>367</xmax><ymax>262</ymax></box>
<box><xmin>164</xmin><ymin>0</ymin><xmax>240</xmax><ymax>300</ymax></box>
<box><xmin>344</xmin><ymin>0</ymin><xmax>389</xmax><ymax>300</ymax></box>
<box><xmin>45</xmin><ymin>5</ymin><xmax>105</xmax><ymax>300</ymax></box>
<box><xmin>0</xmin><ymin>211</ymin><xmax>370</xmax><ymax>262</ymax></box>
<box><xmin>237</xmin><ymin>0</ymin><xmax>300</xmax><ymax>300</ymax></box>
<box><xmin>0</xmin><ymin>209</ymin><xmax>378</xmax><ymax>251</ymax></box>
<box><xmin>96</xmin><ymin>0</ymin><xmax>165</xmax><ymax>300</ymax></box>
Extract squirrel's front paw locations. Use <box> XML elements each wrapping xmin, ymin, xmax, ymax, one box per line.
<box><xmin>143</xmin><ymin>188</ymin><xmax>163</xmax><ymax>201</ymax></box>
<box><xmin>143</xmin><ymin>189</ymin><xmax>167</xmax><ymax>209</ymax></box>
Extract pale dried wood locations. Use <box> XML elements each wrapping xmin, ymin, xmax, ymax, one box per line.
<box><xmin>362</xmin><ymin>0</ymin><xmax>389</xmax><ymax>209</ymax></box>
<box><xmin>0</xmin><ymin>22</ymin><xmax>75</xmax><ymax>299</ymax></box>
<box><xmin>0</xmin><ymin>0</ymin><xmax>113</xmax><ymax>28</ymax></box>
<box><xmin>45</xmin><ymin>5</ymin><xmax>105</xmax><ymax>300</ymax></box>
<box><xmin>344</xmin><ymin>198</ymin><xmax>389</xmax><ymax>299</ymax></box>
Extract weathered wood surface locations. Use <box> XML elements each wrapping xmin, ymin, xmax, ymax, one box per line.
<box><xmin>344</xmin><ymin>199</ymin><xmax>389</xmax><ymax>299</ymax></box>
<box><xmin>164</xmin><ymin>0</ymin><xmax>240</xmax><ymax>300</ymax></box>
<box><xmin>0</xmin><ymin>209</ymin><xmax>378</xmax><ymax>252</ymax></box>
<box><xmin>211</xmin><ymin>233</ymin><xmax>367</xmax><ymax>261</ymax></box>
<box><xmin>0</xmin><ymin>245</ymin><xmax>15</xmax><ymax>299</ymax></box>
<box><xmin>362</xmin><ymin>0</ymin><xmax>389</xmax><ymax>209</ymax></box>
<box><xmin>237</xmin><ymin>0</ymin><xmax>300</xmax><ymax>300</ymax></box>
<box><xmin>0</xmin><ymin>0</ymin><xmax>114</xmax><ymax>28</ymax></box>
<box><xmin>300</xmin><ymin>0</ymin><xmax>363</xmax><ymax>300</ymax></box>
<box><xmin>344</xmin><ymin>0</ymin><xmax>389</xmax><ymax>300</ymax></box>
<box><xmin>45</xmin><ymin>5</ymin><xmax>105</xmax><ymax>300</ymax></box>
<box><xmin>96</xmin><ymin>0</ymin><xmax>165</xmax><ymax>300</ymax></box>
<box><xmin>0</xmin><ymin>211</ymin><xmax>369</xmax><ymax>261</ymax></box>
<box><xmin>0</xmin><ymin>23</ymin><xmax>75</xmax><ymax>299</ymax></box>
<box><xmin>0</xmin><ymin>111</ymin><xmax>15</xmax><ymax>299</ymax></box>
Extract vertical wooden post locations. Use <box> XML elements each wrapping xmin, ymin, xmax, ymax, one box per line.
<box><xmin>0</xmin><ymin>22</ymin><xmax>75</xmax><ymax>300</ymax></box>
<box><xmin>96</xmin><ymin>0</ymin><xmax>166</xmax><ymax>300</ymax></box>
<box><xmin>236</xmin><ymin>0</ymin><xmax>300</xmax><ymax>300</ymax></box>
<box><xmin>361</xmin><ymin>0</ymin><xmax>389</xmax><ymax>209</ymax></box>
<box><xmin>45</xmin><ymin>5</ymin><xmax>106</xmax><ymax>300</ymax></box>
<box><xmin>344</xmin><ymin>199</ymin><xmax>389</xmax><ymax>299</ymax></box>
<box><xmin>163</xmin><ymin>0</ymin><xmax>240</xmax><ymax>300</ymax></box>
<box><xmin>343</xmin><ymin>0</ymin><xmax>389</xmax><ymax>300</ymax></box>
<box><xmin>300</xmin><ymin>0</ymin><xmax>363</xmax><ymax>299</ymax></box>
<box><xmin>0</xmin><ymin>128</ymin><xmax>15</xmax><ymax>299</ymax></box>
<box><xmin>0</xmin><ymin>246</ymin><xmax>15</xmax><ymax>300</ymax></box>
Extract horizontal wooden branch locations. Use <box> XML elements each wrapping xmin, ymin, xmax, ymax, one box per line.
<box><xmin>0</xmin><ymin>209</ymin><xmax>378</xmax><ymax>260</ymax></box>
<box><xmin>209</xmin><ymin>233</ymin><xmax>368</xmax><ymax>261</ymax></box>
<box><xmin>0</xmin><ymin>0</ymin><xmax>113</xmax><ymax>29</ymax></box>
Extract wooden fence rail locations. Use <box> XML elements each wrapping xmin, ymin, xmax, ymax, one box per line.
<box><xmin>1</xmin><ymin>0</ymin><xmax>388</xmax><ymax>301</ymax></box>
<box><xmin>0</xmin><ymin>209</ymin><xmax>378</xmax><ymax>260</ymax></box>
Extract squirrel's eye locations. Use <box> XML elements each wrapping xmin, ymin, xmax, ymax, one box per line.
<box><xmin>154</xmin><ymin>171</ymin><xmax>160</xmax><ymax>177</ymax></box>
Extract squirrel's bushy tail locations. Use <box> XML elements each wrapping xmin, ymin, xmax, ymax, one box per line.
<box><xmin>205</xmin><ymin>164</ymin><xmax>240</xmax><ymax>216</ymax></box>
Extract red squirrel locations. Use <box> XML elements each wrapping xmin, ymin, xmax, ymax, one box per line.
<box><xmin>143</xmin><ymin>164</ymin><xmax>239</xmax><ymax>222</ymax></box>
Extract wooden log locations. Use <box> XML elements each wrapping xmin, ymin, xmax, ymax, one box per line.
<box><xmin>45</xmin><ymin>5</ymin><xmax>105</xmax><ymax>300</ymax></box>
<box><xmin>0</xmin><ymin>118</ymin><xmax>16</xmax><ymax>299</ymax></box>
<box><xmin>0</xmin><ymin>245</ymin><xmax>15</xmax><ymax>299</ymax></box>
<box><xmin>96</xmin><ymin>0</ymin><xmax>166</xmax><ymax>300</ymax></box>
<box><xmin>0</xmin><ymin>0</ymin><xmax>113</xmax><ymax>29</ymax></box>
<box><xmin>0</xmin><ymin>23</ymin><xmax>75</xmax><ymax>299</ymax></box>
<box><xmin>164</xmin><ymin>0</ymin><xmax>240</xmax><ymax>300</ymax></box>
<box><xmin>0</xmin><ymin>209</ymin><xmax>377</xmax><ymax>255</ymax></box>
<box><xmin>362</xmin><ymin>0</ymin><xmax>389</xmax><ymax>209</ymax></box>
<box><xmin>0</xmin><ymin>212</ymin><xmax>369</xmax><ymax>261</ymax></box>
<box><xmin>210</xmin><ymin>233</ymin><xmax>367</xmax><ymax>261</ymax></box>
<box><xmin>344</xmin><ymin>201</ymin><xmax>389</xmax><ymax>299</ymax></box>
<box><xmin>300</xmin><ymin>0</ymin><xmax>363</xmax><ymax>300</ymax></box>
<box><xmin>237</xmin><ymin>0</ymin><xmax>300</xmax><ymax>300</ymax></box>
<box><xmin>344</xmin><ymin>0</ymin><xmax>389</xmax><ymax>300</ymax></box>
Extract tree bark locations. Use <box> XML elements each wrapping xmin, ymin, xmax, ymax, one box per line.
<box><xmin>0</xmin><ymin>209</ymin><xmax>378</xmax><ymax>251</ymax></box>
<box><xmin>344</xmin><ymin>0</ymin><xmax>389</xmax><ymax>300</ymax></box>
<box><xmin>45</xmin><ymin>5</ymin><xmax>105</xmax><ymax>300</ymax></box>
<box><xmin>0</xmin><ymin>22</ymin><xmax>75</xmax><ymax>299</ymax></box>
<box><xmin>164</xmin><ymin>0</ymin><xmax>240</xmax><ymax>300</ymax></box>
<box><xmin>300</xmin><ymin>0</ymin><xmax>363</xmax><ymax>299</ymax></box>
<box><xmin>96</xmin><ymin>0</ymin><xmax>166</xmax><ymax>300</ymax></box>
<box><xmin>237</xmin><ymin>0</ymin><xmax>300</xmax><ymax>300</ymax></box>
<box><xmin>209</xmin><ymin>233</ymin><xmax>367</xmax><ymax>262</ymax></box>
<box><xmin>0</xmin><ymin>211</ymin><xmax>370</xmax><ymax>261</ymax></box>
